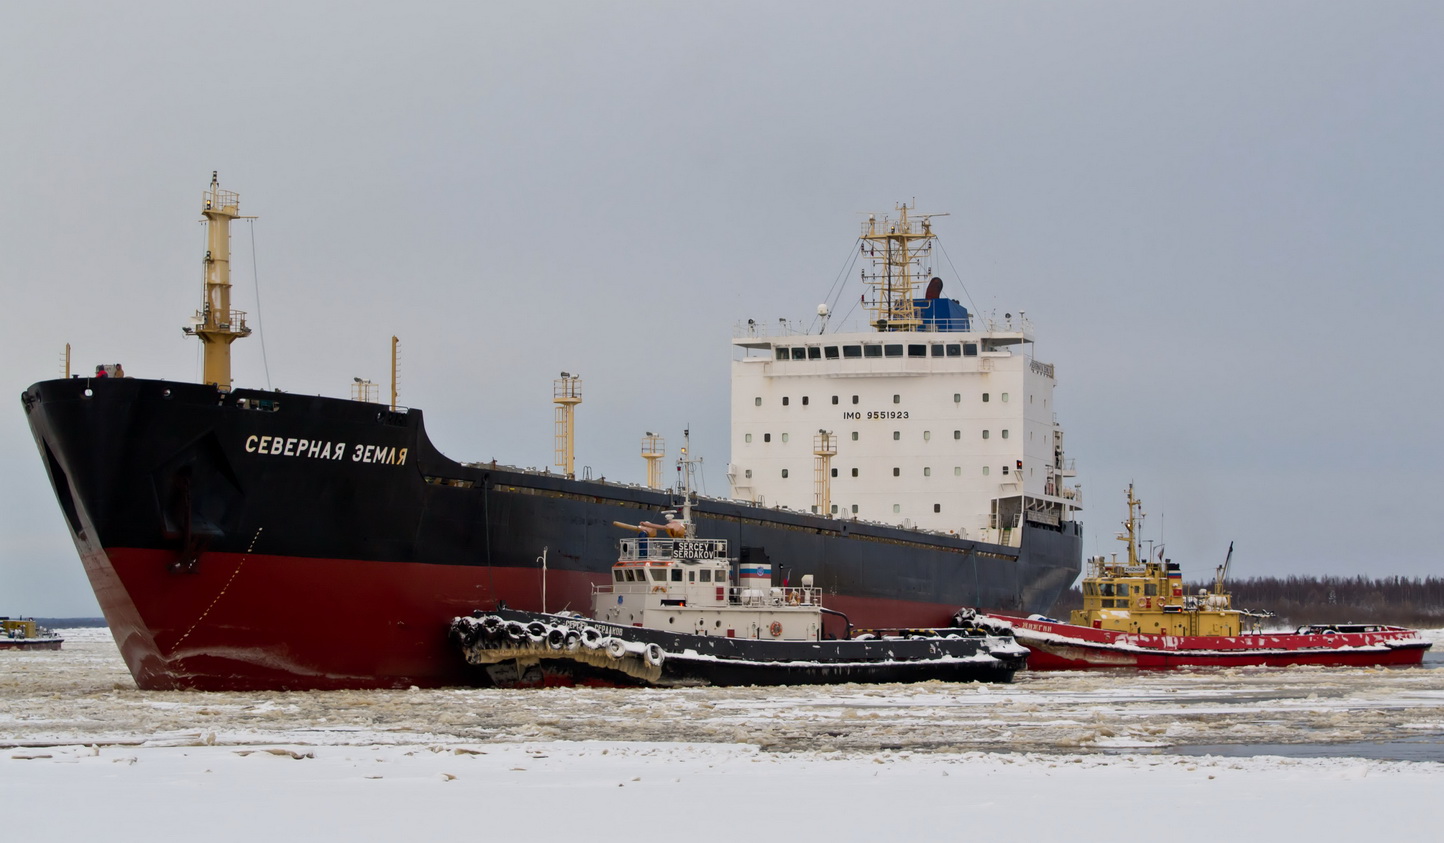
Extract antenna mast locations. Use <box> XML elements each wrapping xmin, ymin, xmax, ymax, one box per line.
<box><xmin>642</xmin><ymin>433</ymin><xmax>666</xmax><ymax>489</ymax></box>
<box><xmin>860</xmin><ymin>203</ymin><xmax>943</xmax><ymax>332</ymax></box>
<box><xmin>184</xmin><ymin>172</ymin><xmax>254</xmax><ymax>391</ymax></box>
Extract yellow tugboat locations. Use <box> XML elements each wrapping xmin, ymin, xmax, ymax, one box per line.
<box><xmin>978</xmin><ymin>485</ymin><xmax>1430</xmax><ymax>669</ymax></box>
<box><xmin>1</xmin><ymin>617</ymin><xmax>64</xmax><ymax>651</ymax></box>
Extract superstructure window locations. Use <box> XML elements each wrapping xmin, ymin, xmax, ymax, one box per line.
<box><xmin>764</xmin><ymin>434</ymin><xmax>771</xmax><ymax>443</ymax></box>
<box><xmin>781</xmin><ymin>433</ymin><xmax>789</xmax><ymax>443</ymax></box>
<box><xmin>851</xmin><ymin>468</ymin><xmax>859</xmax><ymax>477</ymax></box>
<box><xmin>954</xmin><ymin>466</ymin><xmax>961</xmax><ymax>476</ymax></box>
<box><xmin>744</xmin><ymin>469</ymin><xmax>752</xmax><ymax>478</ymax></box>
<box><xmin>953</xmin><ymin>393</ymin><xmax>961</xmax><ymax>403</ymax></box>
<box><xmin>923</xmin><ymin>467</ymin><xmax>931</xmax><ymax>477</ymax></box>
<box><xmin>781</xmin><ymin>469</ymin><xmax>789</xmax><ymax>478</ymax></box>
<box><xmin>923</xmin><ymin>430</ymin><xmax>931</xmax><ymax>441</ymax></box>
<box><xmin>892</xmin><ymin>394</ymin><xmax>900</xmax><ymax>404</ymax></box>
<box><xmin>934</xmin><ymin>504</ymin><xmax>941</xmax><ymax>513</ymax></box>
<box><xmin>614</xmin><ymin>570</ymin><xmax>624</xmax><ymax>583</ymax></box>
<box><xmin>893</xmin><ymin>504</ymin><xmax>901</xmax><ymax>513</ymax></box>
<box><xmin>983</xmin><ymin>466</ymin><xmax>990</xmax><ymax>476</ymax></box>
<box><xmin>671</xmin><ymin>569</ymin><xmax>682</xmax><ymax>582</ymax></box>
<box><xmin>892</xmin><ymin>467</ymin><xmax>900</xmax><ymax>476</ymax></box>
<box><xmin>851</xmin><ymin>431</ymin><xmax>858</xmax><ymax>440</ymax></box>
<box><xmin>775</xmin><ymin>348</ymin><xmax>788</xmax><ymax>360</ymax></box>
<box><xmin>843</xmin><ymin>345</ymin><xmax>862</xmax><ymax>358</ymax></box>
<box><xmin>782</xmin><ymin>396</ymin><xmax>789</xmax><ymax>406</ymax></box>
<box><xmin>806</xmin><ymin>347</ymin><xmax>821</xmax><ymax>360</ymax></box>
<box><xmin>931</xmin><ymin>344</ymin><xmax>945</xmax><ymax>357</ymax></box>
<box><xmin>884</xmin><ymin>344</ymin><xmax>903</xmax><ymax>357</ymax></box>
<box><xmin>953</xmin><ymin>430</ymin><xmax>961</xmax><ymax>440</ymax></box>
<box><xmin>1001</xmin><ymin>393</ymin><xmax>1009</xmax><ymax>402</ymax></box>
<box><xmin>982</xmin><ymin>393</ymin><xmax>990</xmax><ymax>403</ymax></box>
<box><xmin>745</xmin><ymin>433</ymin><xmax>752</xmax><ymax>443</ymax></box>
<box><xmin>892</xmin><ymin>431</ymin><xmax>900</xmax><ymax>440</ymax></box>
<box><xmin>755</xmin><ymin>397</ymin><xmax>762</xmax><ymax>406</ymax></box>
<box><xmin>791</xmin><ymin>348</ymin><xmax>806</xmax><ymax>360</ymax></box>
<box><xmin>946</xmin><ymin>344</ymin><xmax>962</xmax><ymax>357</ymax></box>
<box><xmin>864</xmin><ymin>345</ymin><xmax>883</xmax><ymax>358</ymax></box>
<box><xmin>852</xmin><ymin>395</ymin><xmax>859</xmax><ymax>404</ymax></box>
<box><xmin>831</xmin><ymin>396</ymin><xmax>839</xmax><ymax>405</ymax></box>
<box><xmin>1001</xmin><ymin>429</ymin><xmax>1009</xmax><ymax>439</ymax></box>
<box><xmin>699</xmin><ymin>570</ymin><xmax>712</xmax><ymax>583</ymax></box>
<box><xmin>982</xmin><ymin>430</ymin><xmax>990</xmax><ymax>439</ymax></box>
<box><xmin>963</xmin><ymin>343</ymin><xmax>978</xmax><ymax>356</ymax></box>
<box><xmin>825</xmin><ymin>346</ymin><xmax>839</xmax><ymax>359</ymax></box>
<box><xmin>830</xmin><ymin>468</ymin><xmax>838</xmax><ymax>477</ymax></box>
<box><xmin>908</xmin><ymin>344</ymin><xmax>926</xmax><ymax>357</ymax></box>
<box><xmin>801</xmin><ymin>396</ymin><xmax>809</xmax><ymax>405</ymax></box>
<box><xmin>851</xmin><ymin>504</ymin><xmax>859</xmax><ymax>514</ymax></box>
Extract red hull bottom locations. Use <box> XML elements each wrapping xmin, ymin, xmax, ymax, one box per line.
<box><xmin>988</xmin><ymin>614</ymin><xmax>1431</xmax><ymax>670</ymax></box>
<box><xmin>86</xmin><ymin>546</ymin><xmax>974</xmax><ymax>691</ymax></box>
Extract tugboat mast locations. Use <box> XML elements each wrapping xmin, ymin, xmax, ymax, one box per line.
<box><xmin>184</xmin><ymin>172</ymin><xmax>253</xmax><ymax>391</ymax></box>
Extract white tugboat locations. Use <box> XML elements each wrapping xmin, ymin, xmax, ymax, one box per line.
<box><xmin>451</xmin><ymin>436</ymin><xmax>1027</xmax><ymax>688</ymax></box>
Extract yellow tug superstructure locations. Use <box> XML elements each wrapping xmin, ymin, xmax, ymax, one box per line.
<box><xmin>1072</xmin><ymin>484</ymin><xmax>1255</xmax><ymax>637</ymax></box>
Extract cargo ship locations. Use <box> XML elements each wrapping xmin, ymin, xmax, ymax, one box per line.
<box><xmin>983</xmin><ymin>485</ymin><xmax>1430</xmax><ymax>668</ymax></box>
<box><xmin>20</xmin><ymin>176</ymin><xmax>1083</xmax><ymax>690</ymax></box>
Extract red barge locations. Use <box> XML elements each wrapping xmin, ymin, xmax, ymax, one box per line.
<box><xmin>982</xmin><ymin>485</ymin><xmax>1430</xmax><ymax>670</ymax></box>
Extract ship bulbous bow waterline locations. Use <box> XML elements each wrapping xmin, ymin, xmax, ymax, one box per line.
<box><xmin>21</xmin><ymin>375</ymin><xmax>1080</xmax><ymax>691</ymax></box>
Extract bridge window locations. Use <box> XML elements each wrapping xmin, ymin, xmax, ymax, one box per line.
<box><xmin>671</xmin><ymin>569</ymin><xmax>683</xmax><ymax>582</ymax></box>
<box><xmin>791</xmin><ymin>348</ymin><xmax>806</xmax><ymax>360</ymax></box>
<box><xmin>651</xmin><ymin>569</ymin><xmax>666</xmax><ymax>582</ymax></box>
<box><xmin>908</xmin><ymin>344</ymin><xmax>926</xmax><ymax>357</ymax></box>
<box><xmin>825</xmin><ymin>346</ymin><xmax>839</xmax><ymax>359</ymax></box>
<box><xmin>843</xmin><ymin>345</ymin><xmax>862</xmax><ymax>358</ymax></box>
<box><xmin>699</xmin><ymin>570</ymin><xmax>712</xmax><ymax>583</ymax></box>
<box><xmin>614</xmin><ymin>570</ymin><xmax>624</xmax><ymax>583</ymax></box>
<box><xmin>775</xmin><ymin>348</ymin><xmax>788</xmax><ymax>360</ymax></box>
<box><xmin>963</xmin><ymin>343</ymin><xmax>977</xmax><ymax>356</ymax></box>
<box><xmin>807</xmin><ymin>347</ymin><xmax>821</xmax><ymax>359</ymax></box>
<box><xmin>946</xmin><ymin>344</ymin><xmax>962</xmax><ymax>357</ymax></box>
<box><xmin>884</xmin><ymin>345</ymin><xmax>903</xmax><ymax>357</ymax></box>
<box><xmin>864</xmin><ymin>345</ymin><xmax>883</xmax><ymax>358</ymax></box>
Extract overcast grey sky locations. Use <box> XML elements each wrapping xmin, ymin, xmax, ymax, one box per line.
<box><xmin>3</xmin><ymin>1</ymin><xmax>1441</xmax><ymax>615</ymax></box>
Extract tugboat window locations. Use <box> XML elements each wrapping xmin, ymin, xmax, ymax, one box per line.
<box><xmin>614</xmin><ymin>571</ymin><xmax>624</xmax><ymax>582</ymax></box>
<box><xmin>699</xmin><ymin>570</ymin><xmax>712</xmax><ymax>583</ymax></box>
<box><xmin>843</xmin><ymin>345</ymin><xmax>862</xmax><ymax>358</ymax></box>
<box><xmin>825</xmin><ymin>346</ymin><xmax>839</xmax><ymax>359</ymax></box>
<box><xmin>651</xmin><ymin>569</ymin><xmax>666</xmax><ymax>582</ymax></box>
<box><xmin>671</xmin><ymin>569</ymin><xmax>683</xmax><ymax>582</ymax></box>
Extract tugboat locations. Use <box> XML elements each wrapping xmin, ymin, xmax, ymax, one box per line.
<box><xmin>451</xmin><ymin>440</ymin><xmax>1027</xmax><ymax>687</ymax></box>
<box><xmin>981</xmin><ymin>485</ymin><xmax>1431</xmax><ymax>669</ymax></box>
<box><xmin>0</xmin><ymin>617</ymin><xmax>64</xmax><ymax>651</ymax></box>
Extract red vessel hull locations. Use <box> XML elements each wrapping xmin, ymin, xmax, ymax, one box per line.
<box><xmin>89</xmin><ymin>545</ymin><xmax>972</xmax><ymax>691</ymax></box>
<box><xmin>988</xmin><ymin>614</ymin><xmax>1431</xmax><ymax>670</ymax></box>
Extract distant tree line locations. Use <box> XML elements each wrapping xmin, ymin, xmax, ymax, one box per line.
<box><xmin>1049</xmin><ymin>575</ymin><xmax>1444</xmax><ymax>628</ymax></box>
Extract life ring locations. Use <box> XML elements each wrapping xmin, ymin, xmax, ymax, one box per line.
<box><xmin>769</xmin><ymin>621</ymin><xmax>783</xmax><ymax>637</ymax></box>
<box><xmin>651</xmin><ymin>585</ymin><xmax>665</xmax><ymax>593</ymax></box>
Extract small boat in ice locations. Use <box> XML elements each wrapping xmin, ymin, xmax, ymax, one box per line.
<box><xmin>451</xmin><ymin>440</ymin><xmax>1026</xmax><ymax>688</ymax></box>
<box><xmin>1</xmin><ymin>617</ymin><xmax>64</xmax><ymax>651</ymax></box>
<box><xmin>979</xmin><ymin>485</ymin><xmax>1430</xmax><ymax>670</ymax></box>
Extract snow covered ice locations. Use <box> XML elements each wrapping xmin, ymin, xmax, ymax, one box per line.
<box><xmin>4</xmin><ymin>628</ymin><xmax>1443</xmax><ymax>841</ymax></box>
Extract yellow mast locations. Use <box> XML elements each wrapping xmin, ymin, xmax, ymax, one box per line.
<box><xmin>813</xmin><ymin>430</ymin><xmax>836</xmax><ymax>516</ymax></box>
<box><xmin>1118</xmin><ymin>483</ymin><xmax>1143</xmax><ymax>567</ymax></box>
<box><xmin>553</xmin><ymin>373</ymin><xmax>582</xmax><ymax>478</ymax></box>
<box><xmin>390</xmin><ymin>335</ymin><xmax>400</xmax><ymax>411</ymax></box>
<box><xmin>641</xmin><ymin>433</ymin><xmax>665</xmax><ymax>489</ymax></box>
<box><xmin>184</xmin><ymin>172</ymin><xmax>253</xmax><ymax>391</ymax></box>
<box><xmin>860</xmin><ymin>203</ymin><xmax>943</xmax><ymax>331</ymax></box>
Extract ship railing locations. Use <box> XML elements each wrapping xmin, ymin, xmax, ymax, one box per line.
<box><xmin>732</xmin><ymin>585</ymin><xmax>820</xmax><ymax>607</ymax></box>
<box><xmin>618</xmin><ymin>538</ymin><xmax>729</xmax><ymax>562</ymax></box>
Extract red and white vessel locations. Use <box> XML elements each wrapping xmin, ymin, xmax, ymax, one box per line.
<box><xmin>981</xmin><ymin>485</ymin><xmax>1431</xmax><ymax>669</ymax></box>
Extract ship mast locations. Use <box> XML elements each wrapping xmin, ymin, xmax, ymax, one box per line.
<box><xmin>860</xmin><ymin>203</ymin><xmax>944</xmax><ymax>332</ymax></box>
<box><xmin>184</xmin><ymin>172</ymin><xmax>253</xmax><ymax>391</ymax></box>
<box><xmin>1118</xmin><ymin>483</ymin><xmax>1143</xmax><ymax>568</ymax></box>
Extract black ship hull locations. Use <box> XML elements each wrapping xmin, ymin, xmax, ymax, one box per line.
<box><xmin>21</xmin><ymin>376</ymin><xmax>1081</xmax><ymax>690</ymax></box>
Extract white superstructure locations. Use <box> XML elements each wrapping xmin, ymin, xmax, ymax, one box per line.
<box><xmin>727</xmin><ymin>206</ymin><xmax>1081</xmax><ymax>546</ymax></box>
